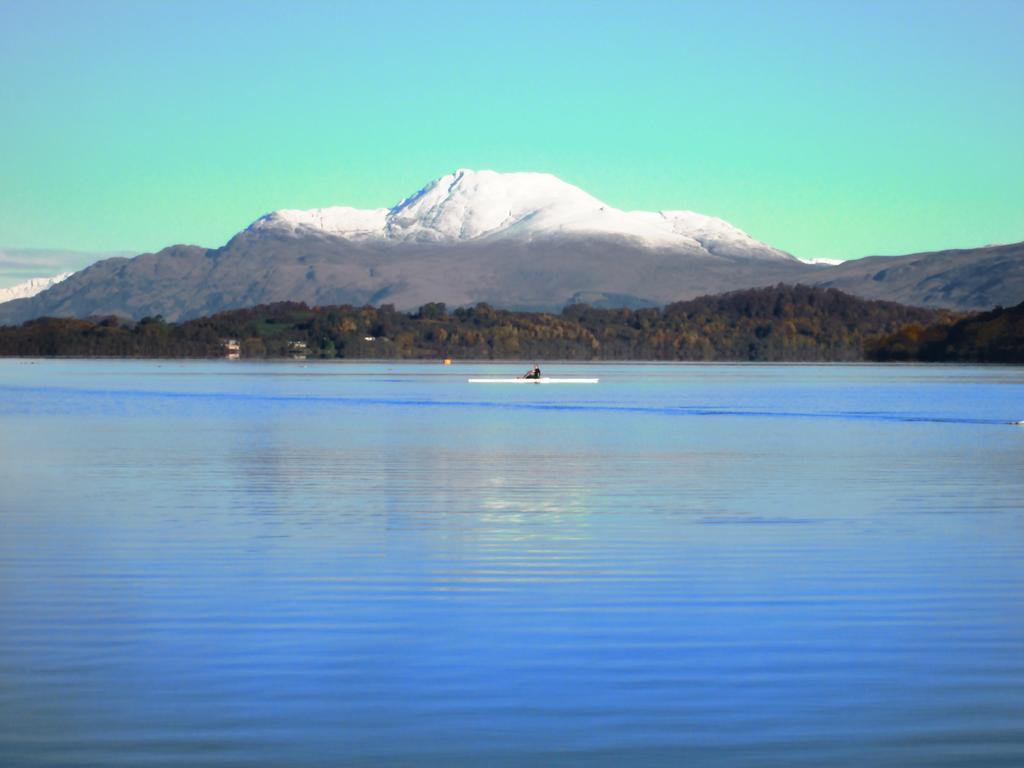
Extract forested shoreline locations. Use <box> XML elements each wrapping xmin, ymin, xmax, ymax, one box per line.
<box><xmin>867</xmin><ymin>300</ymin><xmax>1024</xmax><ymax>363</ymax></box>
<box><xmin>1</xmin><ymin>283</ymin><xmax>1011</xmax><ymax>363</ymax></box>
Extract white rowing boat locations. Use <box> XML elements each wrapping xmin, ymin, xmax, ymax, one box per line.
<box><xmin>468</xmin><ymin>377</ymin><xmax>599</xmax><ymax>384</ymax></box>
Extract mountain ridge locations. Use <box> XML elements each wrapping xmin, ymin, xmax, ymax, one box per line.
<box><xmin>814</xmin><ymin>241</ymin><xmax>1024</xmax><ymax>310</ymax></box>
<box><xmin>0</xmin><ymin>170</ymin><xmax>1021</xmax><ymax>324</ymax></box>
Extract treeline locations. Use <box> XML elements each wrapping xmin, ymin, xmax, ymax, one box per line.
<box><xmin>0</xmin><ymin>284</ymin><xmax>961</xmax><ymax>362</ymax></box>
<box><xmin>867</xmin><ymin>299</ymin><xmax>1024</xmax><ymax>363</ymax></box>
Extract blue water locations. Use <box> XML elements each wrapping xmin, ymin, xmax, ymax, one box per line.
<box><xmin>2</xmin><ymin>360</ymin><xmax>1023</xmax><ymax>767</ymax></box>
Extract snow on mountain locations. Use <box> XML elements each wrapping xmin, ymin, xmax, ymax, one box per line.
<box><xmin>798</xmin><ymin>257</ymin><xmax>845</xmax><ymax>266</ymax></box>
<box><xmin>631</xmin><ymin>210</ymin><xmax>791</xmax><ymax>259</ymax></box>
<box><xmin>0</xmin><ymin>272</ymin><xmax>73</xmax><ymax>304</ymax></box>
<box><xmin>383</xmin><ymin>169</ymin><xmax>699</xmax><ymax>247</ymax></box>
<box><xmin>250</xmin><ymin>206</ymin><xmax>388</xmax><ymax>238</ymax></box>
<box><xmin>247</xmin><ymin>169</ymin><xmax>793</xmax><ymax>259</ymax></box>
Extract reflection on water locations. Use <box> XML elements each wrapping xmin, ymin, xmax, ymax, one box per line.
<box><xmin>1</xmin><ymin>361</ymin><xmax>1023</xmax><ymax>767</ymax></box>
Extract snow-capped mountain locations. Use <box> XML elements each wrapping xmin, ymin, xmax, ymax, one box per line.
<box><xmin>3</xmin><ymin>166</ymin><xmax>1020</xmax><ymax>325</ymax></box>
<box><xmin>0</xmin><ymin>272</ymin><xmax>73</xmax><ymax>304</ymax></box>
<box><xmin>1</xmin><ymin>169</ymin><xmax>872</xmax><ymax>324</ymax></box>
<box><xmin>248</xmin><ymin>170</ymin><xmax>793</xmax><ymax>260</ymax></box>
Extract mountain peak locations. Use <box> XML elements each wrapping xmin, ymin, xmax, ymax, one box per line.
<box><xmin>385</xmin><ymin>169</ymin><xmax>605</xmax><ymax>243</ymax></box>
<box><xmin>246</xmin><ymin>169</ymin><xmax>792</xmax><ymax>259</ymax></box>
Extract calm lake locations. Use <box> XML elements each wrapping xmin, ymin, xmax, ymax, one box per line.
<box><xmin>2</xmin><ymin>360</ymin><xmax>1023</xmax><ymax>767</ymax></box>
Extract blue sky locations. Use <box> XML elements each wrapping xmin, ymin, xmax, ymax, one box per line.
<box><xmin>0</xmin><ymin>0</ymin><xmax>1021</xmax><ymax>283</ymax></box>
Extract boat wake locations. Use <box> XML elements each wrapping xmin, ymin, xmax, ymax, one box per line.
<box><xmin>2</xmin><ymin>384</ymin><xmax>1016</xmax><ymax>427</ymax></box>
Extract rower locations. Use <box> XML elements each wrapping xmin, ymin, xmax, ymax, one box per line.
<box><xmin>523</xmin><ymin>365</ymin><xmax>541</xmax><ymax>379</ymax></box>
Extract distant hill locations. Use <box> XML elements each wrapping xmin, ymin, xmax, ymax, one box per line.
<box><xmin>868</xmin><ymin>299</ymin><xmax>1024</xmax><ymax>363</ymax></box>
<box><xmin>0</xmin><ymin>285</ymin><xmax>957</xmax><ymax>362</ymax></box>
<box><xmin>812</xmin><ymin>241</ymin><xmax>1024</xmax><ymax>311</ymax></box>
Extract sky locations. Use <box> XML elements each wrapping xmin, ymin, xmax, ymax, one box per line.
<box><xmin>1</xmin><ymin>0</ymin><xmax>1022</xmax><ymax>284</ymax></box>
